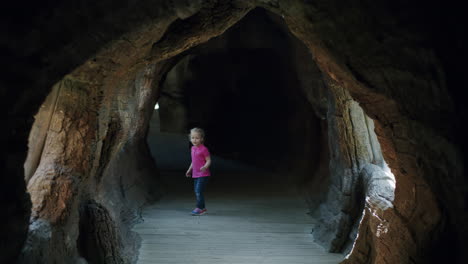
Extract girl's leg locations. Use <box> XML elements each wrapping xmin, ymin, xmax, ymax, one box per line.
<box><xmin>193</xmin><ymin>178</ymin><xmax>200</xmax><ymax>208</ymax></box>
<box><xmin>194</xmin><ymin>177</ymin><xmax>209</xmax><ymax>209</ymax></box>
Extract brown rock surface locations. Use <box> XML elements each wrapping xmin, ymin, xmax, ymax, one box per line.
<box><xmin>3</xmin><ymin>1</ymin><xmax>467</xmax><ymax>263</ymax></box>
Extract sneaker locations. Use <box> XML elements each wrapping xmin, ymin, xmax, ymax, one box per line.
<box><xmin>191</xmin><ymin>208</ymin><xmax>207</xmax><ymax>216</ymax></box>
<box><xmin>191</xmin><ymin>208</ymin><xmax>201</xmax><ymax>215</ymax></box>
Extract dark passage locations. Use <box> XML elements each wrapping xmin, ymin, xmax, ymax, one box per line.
<box><xmin>154</xmin><ymin>9</ymin><xmax>325</xmax><ymax>191</ymax></box>
<box><xmin>139</xmin><ymin>10</ymin><xmax>338</xmax><ymax>262</ymax></box>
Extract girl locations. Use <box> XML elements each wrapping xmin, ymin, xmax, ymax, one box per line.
<box><xmin>186</xmin><ymin>128</ymin><xmax>211</xmax><ymax>215</ymax></box>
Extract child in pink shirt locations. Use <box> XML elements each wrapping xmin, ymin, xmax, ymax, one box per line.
<box><xmin>186</xmin><ymin>128</ymin><xmax>211</xmax><ymax>215</ymax></box>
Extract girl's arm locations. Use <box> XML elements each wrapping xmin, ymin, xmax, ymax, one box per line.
<box><xmin>200</xmin><ymin>156</ymin><xmax>211</xmax><ymax>171</ymax></box>
<box><xmin>186</xmin><ymin>163</ymin><xmax>193</xmax><ymax>177</ymax></box>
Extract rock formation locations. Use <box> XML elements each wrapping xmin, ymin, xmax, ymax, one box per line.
<box><xmin>3</xmin><ymin>1</ymin><xmax>466</xmax><ymax>263</ymax></box>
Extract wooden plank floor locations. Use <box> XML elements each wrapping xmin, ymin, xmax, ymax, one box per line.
<box><xmin>133</xmin><ymin>174</ymin><xmax>344</xmax><ymax>264</ymax></box>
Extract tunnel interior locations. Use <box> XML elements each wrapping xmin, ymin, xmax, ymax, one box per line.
<box><xmin>23</xmin><ymin>6</ymin><xmax>395</xmax><ymax>264</ymax></box>
<box><xmin>7</xmin><ymin>1</ymin><xmax>467</xmax><ymax>264</ymax></box>
<box><xmin>151</xmin><ymin>8</ymin><xmax>325</xmax><ymax>191</ymax></box>
<box><xmin>149</xmin><ymin>11</ymin><xmax>394</xmax><ymax>242</ymax></box>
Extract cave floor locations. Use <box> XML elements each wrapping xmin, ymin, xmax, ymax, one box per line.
<box><xmin>133</xmin><ymin>171</ymin><xmax>344</xmax><ymax>264</ymax></box>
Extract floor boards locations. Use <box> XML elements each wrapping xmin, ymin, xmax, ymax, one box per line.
<box><xmin>133</xmin><ymin>182</ymin><xmax>344</xmax><ymax>264</ymax></box>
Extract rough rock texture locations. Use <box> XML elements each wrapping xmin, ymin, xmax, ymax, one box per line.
<box><xmin>19</xmin><ymin>64</ymin><xmax>167</xmax><ymax>263</ymax></box>
<box><xmin>20</xmin><ymin>76</ymin><xmax>99</xmax><ymax>263</ymax></box>
<box><xmin>78</xmin><ymin>200</ymin><xmax>125</xmax><ymax>264</ymax></box>
<box><xmin>270</xmin><ymin>2</ymin><xmax>464</xmax><ymax>262</ymax></box>
<box><xmin>309</xmin><ymin>81</ymin><xmax>395</xmax><ymax>253</ymax></box>
<box><xmin>158</xmin><ymin>55</ymin><xmax>192</xmax><ymax>133</ymax></box>
<box><xmin>3</xmin><ymin>0</ymin><xmax>467</xmax><ymax>263</ymax></box>
<box><xmin>4</xmin><ymin>0</ymin><xmax>179</xmax><ymax>261</ymax></box>
<box><xmin>360</xmin><ymin>164</ymin><xmax>395</xmax><ymax>211</ymax></box>
<box><xmin>23</xmin><ymin>83</ymin><xmax>61</xmax><ymax>182</ymax></box>
<box><xmin>18</xmin><ymin>4</ymin><xmax>258</xmax><ymax>262</ymax></box>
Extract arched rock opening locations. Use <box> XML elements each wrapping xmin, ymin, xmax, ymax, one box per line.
<box><xmin>3</xmin><ymin>1</ymin><xmax>466</xmax><ymax>264</ymax></box>
<box><xmin>150</xmin><ymin>12</ymin><xmax>396</xmax><ymax>259</ymax></box>
<box><xmin>154</xmin><ymin>8</ymin><xmax>325</xmax><ymax>183</ymax></box>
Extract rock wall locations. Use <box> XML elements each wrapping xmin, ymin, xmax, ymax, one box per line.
<box><xmin>3</xmin><ymin>0</ymin><xmax>181</xmax><ymax>261</ymax></box>
<box><xmin>261</xmin><ymin>2</ymin><xmax>464</xmax><ymax>262</ymax></box>
<box><xmin>21</xmin><ymin>76</ymin><xmax>102</xmax><ymax>263</ymax></box>
<box><xmin>3</xmin><ymin>0</ymin><xmax>467</xmax><ymax>263</ymax></box>
<box><xmin>20</xmin><ymin>64</ymin><xmax>165</xmax><ymax>263</ymax></box>
<box><xmin>158</xmin><ymin>56</ymin><xmax>192</xmax><ymax>133</ymax></box>
<box><xmin>310</xmin><ymin>81</ymin><xmax>396</xmax><ymax>254</ymax></box>
<box><xmin>16</xmin><ymin>3</ymin><xmax>263</xmax><ymax>261</ymax></box>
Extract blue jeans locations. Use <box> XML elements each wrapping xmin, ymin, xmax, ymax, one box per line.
<box><xmin>194</xmin><ymin>177</ymin><xmax>209</xmax><ymax>209</ymax></box>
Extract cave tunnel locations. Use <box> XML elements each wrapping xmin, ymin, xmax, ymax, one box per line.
<box><xmin>3</xmin><ymin>1</ymin><xmax>468</xmax><ymax>264</ymax></box>
<box><xmin>151</xmin><ymin>9</ymin><xmax>325</xmax><ymax>188</ymax></box>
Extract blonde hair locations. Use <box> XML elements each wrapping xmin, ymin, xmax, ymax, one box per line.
<box><xmin>189</xmin><ymin>127</ymin><xmax>205</xmax><ymax>142</ymax></box>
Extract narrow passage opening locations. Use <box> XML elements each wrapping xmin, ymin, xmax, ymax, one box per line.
<box><xmin>137</xmin><ymin>8</ymin><xmax>344</xmax><ymax>263</ymax></box>
<box><xmin>148</xmin><ymin>8</ymin><xmax>326</xmax><ymax>197</ymax></box>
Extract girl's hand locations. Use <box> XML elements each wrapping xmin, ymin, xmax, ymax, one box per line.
<box><xmin>185</xmin><ymin>170</ymin><xmax>191</xmax><ymax>177</ymax></box>
<box><xmin>200</xmin><ymin>166</ymin><xmax>207</xmax><ymax>172</ymax></box>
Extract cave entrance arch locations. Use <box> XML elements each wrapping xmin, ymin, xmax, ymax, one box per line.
<box><xmin>13</xmin><ymin>2</ymin><xmax>459</xmax><ymax>264</ymax></box>
<box><xmin>145</xmin><ymin>7</ymin><xmax>395</xmax><ymax>261</ymax></box>
<box><xmin>150</xmin><ymin>9</ymin><xmax>325</xmax><ymax>192</ymax></box>
<box><xmin>22</xmin><ymin>6</ymin><xmax>396</xmax><ymax>264</ymax></box>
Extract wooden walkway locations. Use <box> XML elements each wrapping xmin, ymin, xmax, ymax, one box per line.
<box><xmin>133</xmin><ymin>173</ymin><xmax>344</xmax><ymax>264</ymax></box>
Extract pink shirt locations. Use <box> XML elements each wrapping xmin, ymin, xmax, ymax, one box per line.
<box><xmin>191</xmin><ymin>144</ymin><xmax>211</xmax><ymax>178</ymax></box>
